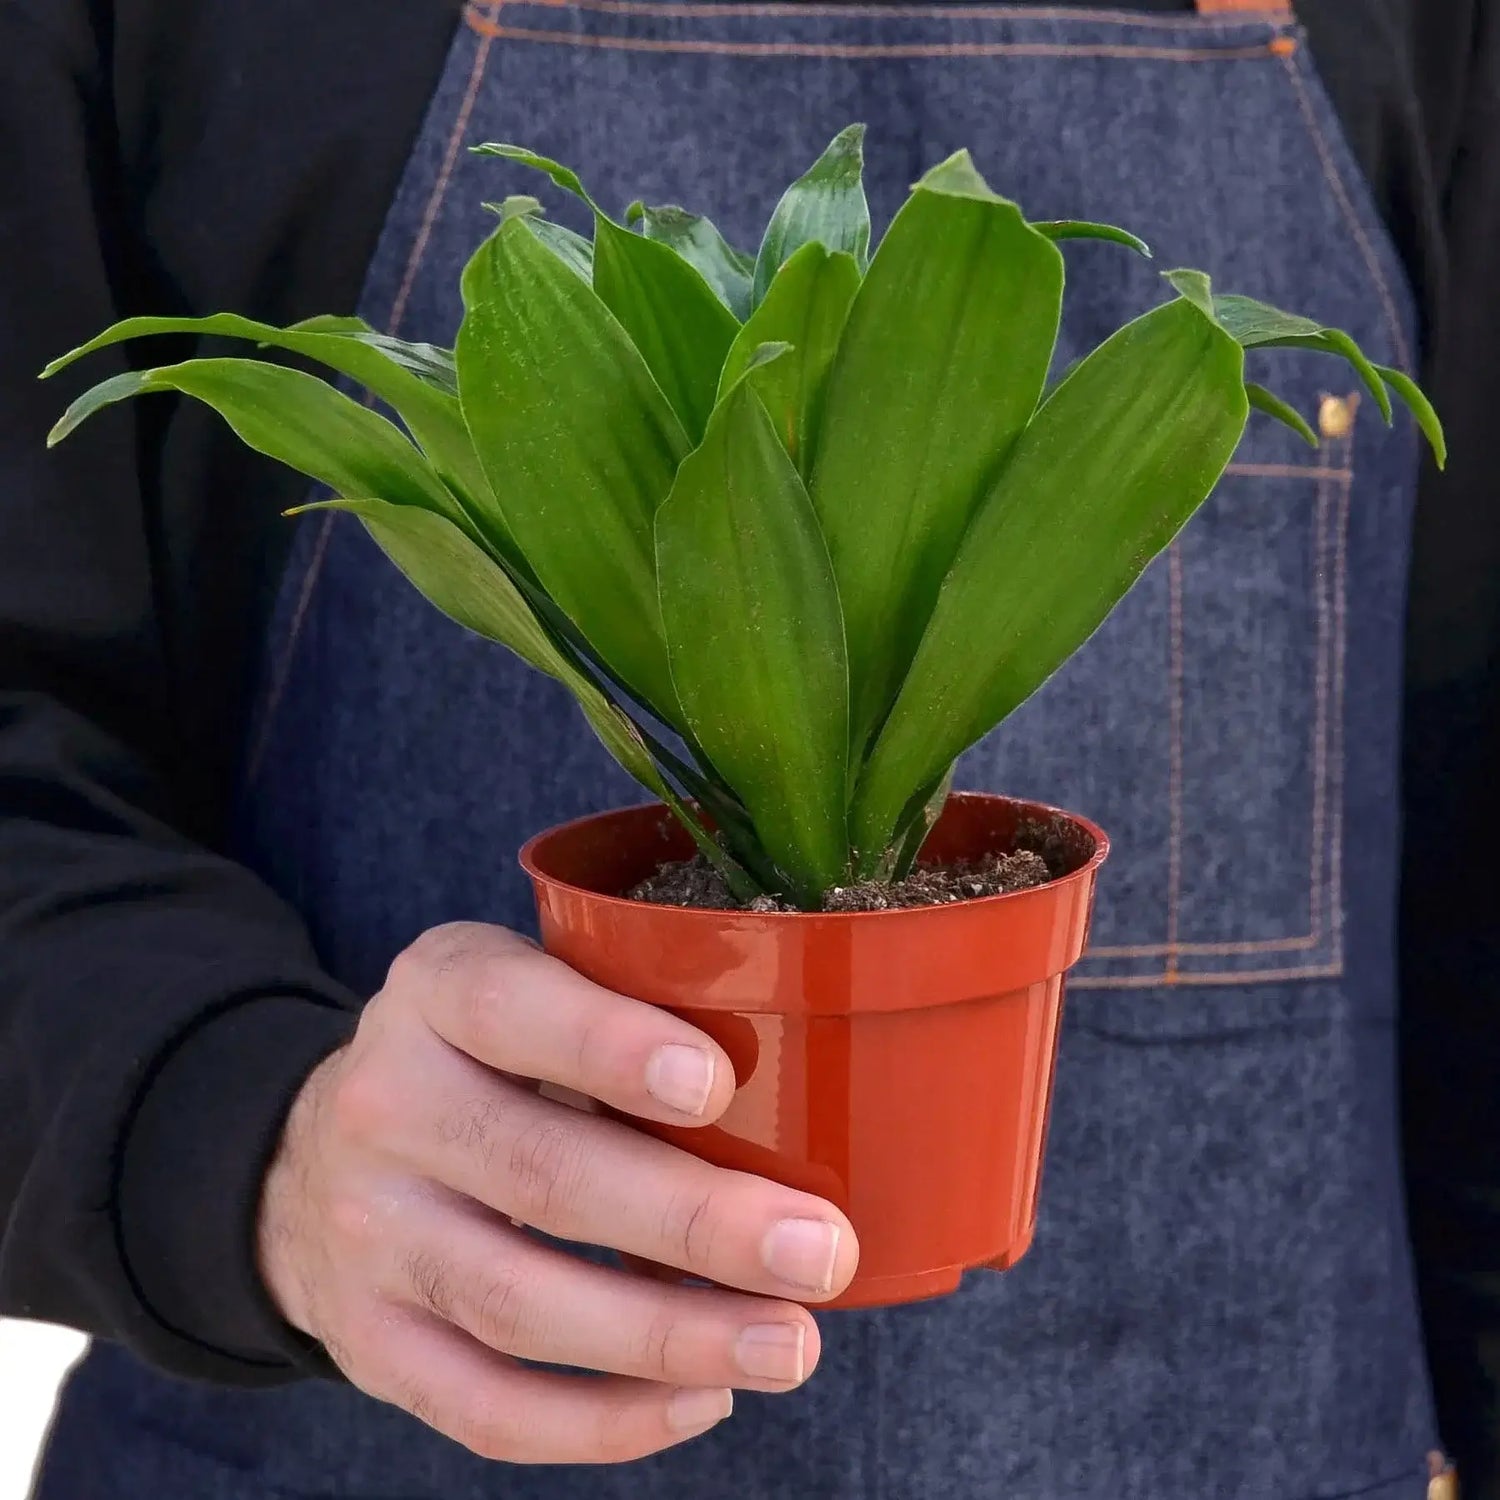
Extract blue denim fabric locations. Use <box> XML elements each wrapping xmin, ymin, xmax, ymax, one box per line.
<box><xmin>38</xmin><ymin>5</ymin><xmax>1438</xmax><ymax>1497</ymax></box>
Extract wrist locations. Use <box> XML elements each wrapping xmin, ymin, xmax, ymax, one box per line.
<box><xmin>256</xmin><ymin>1045</ymin><xmax>346</xmax><ymax>1339</ymax></box>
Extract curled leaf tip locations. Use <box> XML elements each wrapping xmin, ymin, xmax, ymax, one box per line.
<box><xmin>482</xmin><ymin>194</ymin><xmax>545</xmax><ymax>222</ymax></box>
<box><xmin>1035</xmin><ymin>220</ymin><xmax>1152</xmax><ymax>258</ymax></box>
<box><xmin>915</xmin><ymin>149</ymin><xmax>1002</xmax><ymax>203</ymax></box>
<box><xmin>1245</xmin><ymin>382</ymin><xmax>1319</xmax><ymax>448</ymax></box>
<box><xmin>1163</xmin><ymin>267</ymin><xmax>1215</xmax><ymax>320</ymax></box>
<box><xmin>1373</xmin><ymin>362</ymin><xmax>1447</xmax><ymax>468</ymax></box>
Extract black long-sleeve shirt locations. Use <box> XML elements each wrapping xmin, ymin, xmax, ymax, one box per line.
<box><xmin>3</xmin><ymin>0</ymin><xmax>1498</xmax><ymax>1488</ymax></box>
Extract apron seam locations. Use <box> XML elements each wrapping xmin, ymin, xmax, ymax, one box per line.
<box><xmin>1278</xmin><ymin>46</ymin><xmax>1413</xmax><ymax>370</ymax></box>
<box><xmin>466</xmin><ymin>0</ymin><xmax>1293</xmax><ymax>29</ymax></box>
<box><xmin>1080</xmin><ymin>409</ymin><xmax>1357</xmax><ymax>985</ymax></box>
<box><xmin>464</xmin><ymin>22</ymin><xmax>1293</xmax><ymax>61</ymax></box>
<box><xmin>1164</xmin><ymin>540</ymin><xmax>1185</xmax><ymax>978</ymax></box>
<box><xmin>245</xmin><ymin>27</ymin><xmax>498</xmax><ymax>787</ymax></box>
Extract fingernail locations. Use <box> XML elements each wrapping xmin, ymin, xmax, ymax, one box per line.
<box><xmin>645</xmin><ymin>1044</ymin><xmax>715</xmax><ymax>1117</ymax></box>
<box><xmin>667</xmin><ymin>1386</ymin><xmax>734</xmax><ymax>1434</ymax></box>
<box><xmin>761</xmin><ymin>1218</ymin><xmax>841</xmax><ymax>1294</ymax></box>
<box><xmin>734</xmin><ymin>1322</ymin><xmax>806</xmax><ymax>1385</ymax></box>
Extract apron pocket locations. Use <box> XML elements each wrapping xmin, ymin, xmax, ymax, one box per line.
<box><xmin>961</xmin><ymin>397</ymin><xmax>1365</xmax><ymax>1006</ymax></box>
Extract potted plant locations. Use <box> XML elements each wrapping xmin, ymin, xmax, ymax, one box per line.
<box><xmin>44</xmin><ymin>126</ymin><xmax>1443</xmax><ymax>1308</ymax></box>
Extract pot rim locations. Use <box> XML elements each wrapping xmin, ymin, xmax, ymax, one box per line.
<box><xmin>519</xmin><ymin>790</ymin><xmax>1110</xmax><ymax>923</ymax></box>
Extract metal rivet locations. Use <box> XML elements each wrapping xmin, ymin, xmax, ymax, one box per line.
<box><xmin>1428</xmin><ymin>1452</ymin><xmax>1459</xmax><ymax>1500</ymax></box>
<box><xmin>1318</xmin><ymin>395</ymin><xmax>1354</xmax><ymax>439</ymax></box>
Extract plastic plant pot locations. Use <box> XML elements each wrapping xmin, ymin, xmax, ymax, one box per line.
<box><xmin>521</xmin><ymin>791</ymin><xmax>1108</xmax><ymax>1308</ymax></box>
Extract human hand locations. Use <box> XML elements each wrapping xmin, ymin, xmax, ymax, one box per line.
<box><xmin>256</xmin><ymin>922</ymin><xmax>859</xmax><ymax>1464</ymax></box>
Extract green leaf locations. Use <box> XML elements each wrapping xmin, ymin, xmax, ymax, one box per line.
<box><xmin>287</xmin><ymin>317</ymin><xmax>461</xmax><ymax>395</ymax></box>
<box><xmin>1182</xmin><ymin>283</ymin><xmax>1395</xmax><ymax>419</ymax></box>
<box><xmin>853</xmin><ymin>297</ymin><xmax>1249</xmax><ymax>864</ymax></box>
<box><xmin>628</xmin><ymin>728</ymin><xmax>785</xmax><ymax>895</ymax></box>
<box><xmin>474</xmin><ymin>143</ymin><xmax>737</xmax><ymax>440</ymax></box>
<box><xmin>302</xmin><ymin>496</ymin><xmax>759</xmax><ymax>900</ymax></box>
<box><xmin>810</xmin><ymin>149</ymin><xmax>1066</xmax><ymax>754</ymax></box>
<box><xmin>42</xmin><ymin>314</ymin><xmax>489</xmax><ymax>536</ymax></box>
<box><xmin>717</xmin><ymin>242</ymin><xmax>861</xmax><ymax>473</ymax></box>
<box><xmin>290</xmin><ymin>497</ymin><xmax>566</xmax><ymax>678</ymax></box>
<box><xmin>753</xmin><ymin>124</ymin><xmax>871</xmax><ymax>307</ymax></box>
<box><xmin>527</xmin><ymin>217</ymin><xmax>596</xmax><ymax>283</ymax></box>
<box><xmin>482</xmin><ymin>196</ymin><xmax>596</xmax><ymax>281</ymax></box>
<box><xmin>656</xmin><ymin>378</ymin><xmax>850</xmax><ymax>906</ymax></box>
<box><xmin>47</xmin><ymin>357</ymin><xmax>462</xmax><ymax>523</ymax></box>
<box><xmin>1033</xmin><ymin>220</ymin><xmax>1152</xmax><ymax>257</ymax></box>
<box><xmin>627</xmin><ymin>201</ymin><xmax>755</xmax><ymax>320</ymax></box>
<box><xmin>1162</xmin><ymin>267</ymin><xmax>1215</xmax><ymax>320</ymax></box>
<box><xmin>889</xmin><ymin>762</ymin><xmax>956</xmax><ymax>880</ymax></box>
<box><xmin>1245</xmin><ymin>382</ymin><xmax>1318</xmax><ymax>447</ymax></box>
<box><xmin>488</xmin><ymin>193</ymin><xmax>545</xmax><ymax>221</ymax></box>
<box><xmin>1373</xmin><ymin>362</ymin><xmax>1447</xmax><ymax>469</ymax></box>
<box><xmin>1161</xmin><ymin>278</ymin><xmax>1443</xmax><ymax>463</ymax></box>
<box><xmin>456</xmin><ymin>218</ymin><xmax>688</xmax><ymax>719</ymax></box>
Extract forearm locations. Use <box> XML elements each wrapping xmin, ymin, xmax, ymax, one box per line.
<box><xmin>0</xmin><ymin>692</ymin><xmax>358</xmax><ymax>1380</ymax></box>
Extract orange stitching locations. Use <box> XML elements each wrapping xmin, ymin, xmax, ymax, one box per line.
<box><xmin>1093</xmin><ymin>934</ymin><xmax>1319</xmax><ymax>959</ymax></box>
<box><xmin>1163</xmin><ymin>542</ymin><xmax>1185</xmax><ymax>981</ymax></box>
<box><xmin>1227</xmin><ymin>462</ymin><xmax>1349</xmax><ymax>480</ymax></box>
<box><xmin>1280</xmin><ymin>50</ymin><xmax>1411</xmax><ymax>371</ymax></box>
<box><xmin>1303</xmin><ymin>412</ymin><xmax>1336</xmax><ymax>950</ymax></box>
<box><xmin>1325</xmin><ymin>405</ymin><xmax>1356</xmax><ymax>974</ymax></box>
<box><xmin>1072</xmin><ymin>961</ymin><xmax>1341</xmax><ymax>991</ymax></box>
<box><xmin>1085</xmin><ymin>396</ymin><xmax>1359</xmax><ymax>970</ymax></box>
<box><xmin>246</xmin><ymin>29</ymin><xmax>497</xmax><ymax>785</ymax></box>
<box><xmin>468</xmin><ymin>0</ymin><xmax>1293</xmax><ymax>24</ymax></box>
<box><xmin>466</xmin><ymin>16</ymin><xmax>1285</xmax><ymax>61</ymax></box>
<box><xmin>246</xmin><ymin>518</ymin><xmax>338</xmax><ymax>782</ymax></box>
<box><xmin>1195</xmin><ymin>0</ymin><xmax>1290</xmax><ymax>14</ymax></box>
<box><xmin>390</xmin><ymin>35</ymin><xmax>496</xmax><ymax>329</ymax></box>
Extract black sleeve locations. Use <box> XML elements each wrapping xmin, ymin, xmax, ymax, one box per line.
<box><xmin>0</xmin><ymin>2</ymin><xmax>363</xmax><ymax>1385</ymax></box>
<box><xmin>1399</xmin><ymin>4</ymin><xmax>1500</xmax><ymax>1494</ymax></box>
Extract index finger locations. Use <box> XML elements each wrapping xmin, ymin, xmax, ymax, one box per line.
<box><xmin>398</xmin><ymin>923</ymin><xmax>737</xmax><ymax>1126</ymax></box>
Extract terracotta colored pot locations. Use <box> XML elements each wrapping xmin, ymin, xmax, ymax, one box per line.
<box><xmin>520</xmin><ymin>791</ymin><xmax>1108</xmax><ymax>1309</ymax></box>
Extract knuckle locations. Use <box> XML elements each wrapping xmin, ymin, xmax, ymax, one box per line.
<box><xmin>507</xmin><ymin>1117</ymin><xmax>591</xmax><ymax>1222</ymax></box>
<box><xmin>383</xmin><ymin>938</ymin><xmax>433</xmax><ymax>997</ymax></box>
<box><xmin>391</xmin><ymin>922</ymin><xmax>482</xmax><ymax>995</ymax></box>
<box><xmin>327</xmin><ymin>1061</ymin><xmax>395</xmax><ymax>1144</ymax></box>
<box><xmin>404</xmin><ymin>1249</ymin><xmax>456</xmax><ymax>1323</ymax></box>
<box><xmin>454</xmin><ymin>1400</ymin><xmax>521</xmax><ymax>1464</ymax></box>
<box><xmin>632</xmin><ymin>1305</ymin><xmax>684</xmax><ymax>1381</ymax></box>
<box><xmin>324</xmin><ymin>1189</ymin><xmax>380</xmax><ymax>1255</ymax></box>
<box><xmin>449</xmin><ymin>949</ymin><xmax>535</xmax><ymax>1062</ymax></box>
<box><xmin>460</xmin><ymin>961</ymin><xmax>515</xmax><ymax>1048</ymax></box>
<box><xmin>434</xmin><ymin>1093</ymin><xmax>507</xmax><ymax>1170</ymax></box>
<box><xmin>455</xmin><ymin>1422</ymin><xmax>508</xmax><ymax>1463</ymax></box>
<box><xmin>569</xmin><ymin>1007</ymin><xmax>634</xmax><ymax>1098</ymax></box>
<box><xmin>571</xmin><ymin>1011</ymin><xmax>607</xmax><ymax>1086</ymax></box>
<box><xmin>395</xmin><ymin>1377</ymin><xmax>441</xmax><ymax>1432</ymax></box>
<box><xmin>470</xmin><ymin>1264</ymin><xmax>537</xmax><ymax>1355</ymax></box>
<box><xmin>593</xmin><ymin>1390</ymin><xmax>652</xmax><ymax>1460</ymax></box>
<box><xmin>662</xmin><ymin>1186</ymin><xmax>720</xmax><ymax>1271</ymax></box>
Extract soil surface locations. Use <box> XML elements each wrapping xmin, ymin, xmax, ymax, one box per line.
<box><xmin>628</xmin><ymin>847</ymin><xmax>1053</xmax><ymax>913</ymax></box>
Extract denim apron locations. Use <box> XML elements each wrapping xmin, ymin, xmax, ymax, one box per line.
<box><xmin>36</xmin><ymin>2</ymin><xmax>1442</xmax><ymax>1496</ymax></box>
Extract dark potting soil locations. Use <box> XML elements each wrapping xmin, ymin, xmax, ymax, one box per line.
<box><xmin>628</xmin><ymin>847</ymin><xmax>1053</xmax><ymax>913</ymax></box>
